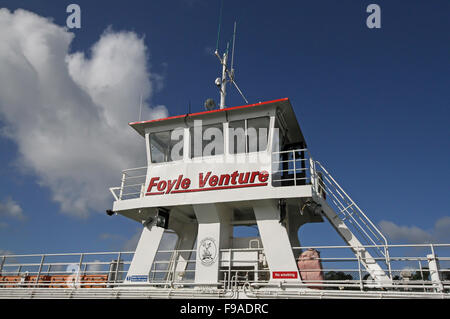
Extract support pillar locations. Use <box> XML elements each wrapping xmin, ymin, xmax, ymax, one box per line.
<box><xmin>253</xmin><ymin>200</ymin><xmax>300</xmax><ymax>282</ymax></box>
<box><xmin>193</xmin><ymin>203</ymin><xmax>232</xmax><ymax>286</ymax></box>
<box><xmin>170</xmin><ymin>218</ymin><xmax>198</xmax><ymax>282</ymax></box>
<box><xmin>124</xmin><ymin>222</ymin><xmax>164</xmax><ymax>284</ymax></box>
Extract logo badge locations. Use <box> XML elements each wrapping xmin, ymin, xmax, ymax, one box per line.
<box><xmin>198</xmin><ymin>237</ymin><xmax>218</xmax><ymax>266</ymax></box>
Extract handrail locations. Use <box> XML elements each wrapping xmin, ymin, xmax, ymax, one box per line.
<box><xmin>307</xmin><ymin>158</ymin><xmax>392</xmax><ymax>278</ymax></box>
<box><xmin>110</xmin><ymin>166</ymin><xmax>148</xmax><ymax>201</ymax></box>
<box><xmin>0</xmin><ymin>245</ymin><xmax>448</xmax><ymax>293</ymax></box>
<box><xmin>314</xmin><ymin>160</ymin><xmax>388</xmax><ymax>246</ymax></box>
<box><xmin>271</xmin><ymin>148</ymin><xmax>311</xmax><ymax>187</ymax></box>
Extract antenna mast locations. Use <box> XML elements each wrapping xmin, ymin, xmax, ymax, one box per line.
<box><xmin>138</xmin><ymin>93</ymin><xmax>143</xmax><ymax>121</ymax></box>
<box><xmin>214</xmin><ymin>18</ymin><xmax>248</xmax><ymax>109</ymax></box>
<box><xmin>217</xmin><ymin>45</ymin><xmax>228</xmax><ymax>109</ymax></box>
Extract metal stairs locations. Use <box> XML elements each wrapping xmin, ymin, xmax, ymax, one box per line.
<box><xmin>309</xmin><ymin>159</ymin><xmax>392</xmax><ymax>283</ymax></box>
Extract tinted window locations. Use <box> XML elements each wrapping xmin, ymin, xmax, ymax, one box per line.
<box><xmin>150</xmin><ymin>131</ymin><xmax>170</xmax><ymax>163</ymax></box>
<box><xmin>247</xmin><ymin>117</ymin><xmax>270</xmax><ymax>152</ymax></box>
<box><xmin>150</xmin><ymin>128</ymin><xmax>184</xmax><ymax>163</ymax></box>
<box><xmin>190</xmin><ymin>123</ymin><xmax>224</xmax><ymax>158</ymax></box>
<box><xmin>169</xmin><ymin>128</ymin><xmax>184</xmax><ymax>161</ymax></box>
<box><xmin>228</xmin><ymin>120</ymin><xmax>246</xmax><ymax>154</ymax></box>
<box><xmin>228</xmin><ymin>117</ymin><xmax>270</xmax><ymax>154</ymax></box>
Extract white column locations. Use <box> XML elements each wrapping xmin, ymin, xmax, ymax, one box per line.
<box><xmin>253</xmin><ymin>200</ymin><xmax>301</xmax><ymax>282</ymax></box>
<box><xmin>171</xmin><ymin>219</ymin><xmax>198</xmax><ymax>282</ymax></box>
<box><xmin>193</xmin><ymin>203</ymin><xmax>231</xmax><ymax>285</ymax></box>
<box><xmin>125</xmin><ymin>223</ymin><xmax>164</xmax><ymax>284</ymax></box>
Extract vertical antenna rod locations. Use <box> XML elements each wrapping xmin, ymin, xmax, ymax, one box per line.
<box><xmin>219</xmin><ymin>44</ymin><xmax>229</xmax><ymax>109</ymax></box>
<box><xmin>138</xmin><ymin>93</ymin><xmax>143</xmax><ymax>121</ymax></box>
<box><xmin>215</xmin><ymin>0</ymin><xmax>224</xmax><ymax>52</ymax></box>
<box><xmin>214</xmin><ymin>2</ymin><xmax>248</xmax><ymax>108</ymax></box>
<box><xmin>230</xmin><ymin>21</ymin><xmax>237</xmax><ymax>74</ymax></box>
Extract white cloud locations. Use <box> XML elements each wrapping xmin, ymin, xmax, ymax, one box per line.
<box><xmin>0</xmin><ymin>197</ymin><xmax>25</xmax><ymax>221</ymax></box>
<box><xmin>0</xmin><ymin>9</ymin><xmax>168</xmax><ymax>218</ymax></box>
<box><xmin>379</xmin><ymin>216</ymin><xmax>450</xmax><ymax>244</ymax></box>
<box><xmin>99</xmin><ymin>233</ymin><xmax>125</xmax><ymax>241</ymax></box>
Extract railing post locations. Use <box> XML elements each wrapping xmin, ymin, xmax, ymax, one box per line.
<box><xmin>167</xmin><ymin>250</ymin><xmax>178</xmax><ymax>287</ymax></box>
<box><xmin>357</xmin><ymin>250</ymin><xmax>364</xmax><ymax>291</ymax></box>
<box><xmin>427</xmin><ymin>244</ymin><xmax>443</xmax><ymax>293</ymax></box>
<box><xmin>228</xmin><ymin>249</ymin><xmax>232</xmax><ymax>291</ymax></box>
<box><xmin>0</xmin><ymin>256</ymin><xmax>5</xmax><ymax>276</ymax></box>
<box><xmin>115</xmin><ymin>252</ymin><xmax>122</xmax><ymax>283</ymax></box>
<box><xmin>224</xmin><ymin>272</ymin><xmax>227</xmax><ymax>289</ymax></box>
<box><xmin>385</xmin><ymin>245</ymin><xmax>392</xmax><ymax>280</ymax></box>
<box><xmin>119</xmin><ymin>172</ymin><xmax>126</xmax><ymax>200</ymax></box>
<box><xmin>309</xmin><ymin>158</ymin><xmax>317</xmax><ymax>194</ymax></box>
<box><xmin>418</xmin><ymin>260</ymin><xmax>426</xmax><ymax>292</ymax></box>
<box><xmin>77</xmin><ymin>253</ymin><xmax>84</xmax><ymax>287</ymax></box>
<box><xmin>36</xmin><ymin>255</ymin><xmax>45</xmax><ymax>287</ymax></box>
<box><xmin>293</xmin><ymin>150</ymin><xmax>297</xmax><ymax>186</ymax></box>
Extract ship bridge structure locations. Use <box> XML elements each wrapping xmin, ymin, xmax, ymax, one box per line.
<box><xmin>110</xmin><ymin>98</ymin><xmax>391</xmax><ymax>287</ymax></box>
<box><xmin>0</xmin><ymin>98</ymin><xmax>449</xmax><ymax>299</ymax></box>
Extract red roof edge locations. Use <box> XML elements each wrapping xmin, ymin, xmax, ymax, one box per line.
<box><xmin>129</xmin><ymin>98</ymin><xmax>289</xmax><ymax>126</ymax></box>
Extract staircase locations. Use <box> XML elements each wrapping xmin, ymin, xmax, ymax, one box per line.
<box><xmin>309</xmin><ymin>159</ymin><xmax>392</xmax><ymax>283</ymax></box>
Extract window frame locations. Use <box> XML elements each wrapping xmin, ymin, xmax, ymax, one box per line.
<box><xmin>189</xmin><ymin>122</ymin><xmax>225</xmax><ymax>159</ymax></box>
<box><xmin>228</xmin><ymin>116</ymin><xmax>270</xmax><ymax>155</ymax></box>
<box><xmin>149</xmin><ymin>127</ymin><xmax>185</xmax><ymax>164</ymax></box>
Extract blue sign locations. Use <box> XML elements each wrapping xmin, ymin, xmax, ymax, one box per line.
<box><xmin>126</xmin><ymin>275</ymin><xmax>148</xmax><ymax>282</ymax></box>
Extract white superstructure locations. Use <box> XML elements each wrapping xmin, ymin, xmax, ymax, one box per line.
<box><xmin>0</xmin><ymin>42</ymin><xmax>448</xmax><ymax>299</ymax></box>
<box><xmin>0</xmin><ymin>96</ymin><xmax>448</xmax><ymax>299</ymax></box>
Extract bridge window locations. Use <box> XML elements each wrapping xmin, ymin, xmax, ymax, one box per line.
<box><xmin>228</xmin><ymin>120</ymin><xmax>246</xmax><ymax>154</ymax></box>
<box><xmin>273</xmin><ymin>116</ymin><xmax>288</xmax><ymax>151</ymax></box>
<box><xmin>190</xmin><ymin>123</ymin><xmax>224</xmax><ymax>158</ymax></box>
<box><xmin>229</xmin><ymin>116</ymin><xmax>270</xmax><ymax>154</ymax></box>
<box><xmin>150</xmin><ymin>128</ymin><xmax>184</xmax><ymax>163</ymax></box>
<box><xmin>248</xmin><ymin>117</ymin><xmax>269</xmax><ymax>152</ymax></box>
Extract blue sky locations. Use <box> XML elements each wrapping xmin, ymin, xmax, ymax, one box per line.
<box><xmin>0</xmin><ymin>0</ymin><xmax>449</xmax><ymax>255</ymax></box>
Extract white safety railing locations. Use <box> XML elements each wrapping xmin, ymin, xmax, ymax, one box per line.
<box><xmin>290</xmin><ymin>244</ymin><xmax>450</xmax><ymax>292</ymax></box>
<box><xmin>310</xmin><ymin>160</ymin><xmax>391</xmax><ymax>270</ymax></box>
<box><xmin>0</xmin><ymin>251</ymin><xmax>133</xmax><ymax>288</ymax></box>
<box><xmin>271</xmin><ymin>148</ymin><xmax>311</xmax><ymax>187</ymax></box>
<box><xmin>1</xmin><ymin>244</ymin><xmax>448</xmax><ymax>293</ymax></box>
<box><xmin>148</xmin><ymin>249</ymin><xmax>197</xmax><ymax>286</ymax></box>
<box><xmin>270</xmin><ymin>149</ymin><xmax>392</xmax><ymax>276</ymax></box>
<box><xmin>110</xmin><ymin>167</ymin><xmax>147</xmax><ymax>201</ymax></box>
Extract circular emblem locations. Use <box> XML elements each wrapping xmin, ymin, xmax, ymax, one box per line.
<box><xmin>198</xmin><ymin>237</ymin><xmax>218</xmax><ymax>266</ymax></box>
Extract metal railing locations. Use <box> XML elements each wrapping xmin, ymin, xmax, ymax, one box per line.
<box><xmin>271</xmin><ymin>148</ymin><xmax>311</xmax><ymax>187</ymax></box>
<box><xmin>110</xmin><ymin>166</ymin><xmax>147</xmax><ymax>201</ymax></box>
<box><xmin>1</xmin><ymin>244</ymin><xmax>448</xmax><ymax>293</ymax></box>
<box><xmin>148</xmin><ymin>249</ymin><xmax>197</xmax><ymax>286</ymax></box>
<box><xmin>310</xmin><ymin>160</ymin><xmax>391</xmax><ymax>270</ymax></box>
<box><xmin>289</xmin><ymin>244</ymin><xmax>450</xmax><ymax>292</ymax></box>
<box><xmin>270</xmin><ymin>149</ymin><xmax>391</xmax><ymax>273</ymax></box>
<box><xmin>0</xmin><ymin>251</ymin><xmax>134</xmax><ymax>288</ymax></box>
